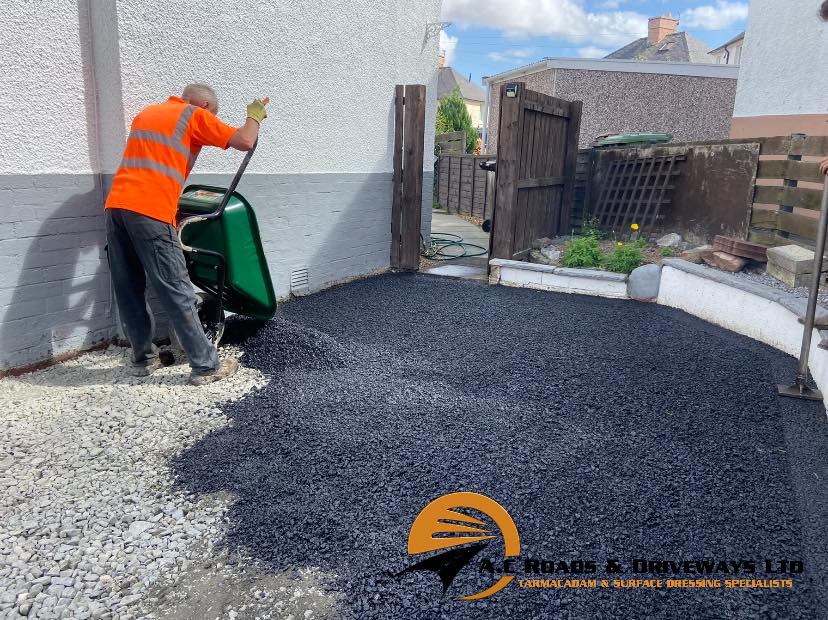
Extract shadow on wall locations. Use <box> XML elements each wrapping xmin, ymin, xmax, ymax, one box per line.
<box><xmin>0</xmin><ymin>0</ymin><xmax>127</xmax><ymax>373</ymax></box>
<box><xmin>0</xmin><ymin>185</ymin><xmax>113</xmax><ymax>371</ymax></box>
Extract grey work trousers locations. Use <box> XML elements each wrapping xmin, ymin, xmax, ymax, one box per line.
<box><xmin>105</xmin><ymin>208</ymin><xmax>219</xmax><ymax>375</ymax></box>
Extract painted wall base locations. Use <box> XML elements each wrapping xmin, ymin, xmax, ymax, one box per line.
<box><xmin>0</xmin><ymin>170</ymin><xmax>434</xmax><ymax>371</ymax></box>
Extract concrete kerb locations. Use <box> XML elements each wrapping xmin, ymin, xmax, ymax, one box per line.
<box><xmin>488</xmin><ymin>256</ymin><xmax>828</xmax><ymax>408</ymax></box>
<box><xmin>489</xmin><ymin>258</ymin><xmax>629</xmax><ymax>299</ymax></box>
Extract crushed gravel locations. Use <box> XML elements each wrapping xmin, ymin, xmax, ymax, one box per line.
<box><xmin>736</xmin><ymin>268</ymin><xmax>828</xmax><ymax>306</ymax></box>
<box><xmin>0</xmin><ymin>345</ymin><xmax>267</xmax><ymax>619</ymax></box>
<box><xmin>172</xmin><ymin>273</ymin><xmax>828</xmax><ymax>620</ymax></box>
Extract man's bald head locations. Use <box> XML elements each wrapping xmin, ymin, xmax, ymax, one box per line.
<box><xmin>182</xmin><ymin>83</ymin><xmax>218</xmax><ymax>114</ymax></box>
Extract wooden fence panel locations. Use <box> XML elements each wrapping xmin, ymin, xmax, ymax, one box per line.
<box><xmin>435</xmin><ymin>130</ymin><xmax>465</xmax><ymax>155</ymax></box>
<box><xmin>436</xmin><ymin>154</ymin><xmax>494</xmax><ymax>218</ymax></box>
<box><xmin>490</xmin><ymin>83</ymin><xmax>582</xmax><ymax>261</ymax></box>
<box><xmin>584</xmin><ymin>142</ymin><xmax>759</xmax><ymax>244</ymax></box>
<box><xmin>748</xmin><ymin>135</ymin><xmax>828</xmax><ymax>247</ymax></box>
<box><xmin>390</xmin><ymin>84</ymin><xmax>426</xmax><ymax>270</ymax></box>
<box><xmin>447</xmin><ymin>156</ymin><xmax>461</xmax><ymax>212</ymax></box>
<box><xmin>390</xmin><ymin>85</ymin><xmax>404</xmax><ymax>268</ymax></box>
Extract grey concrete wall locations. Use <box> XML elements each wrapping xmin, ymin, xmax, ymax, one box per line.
<box><xmin>0</xmin><ymin>174</ymin><xmax>114</xmax><ymax>370</ymax></box>
<box><xmin>189</xmin><ymin>172</ymin><xmax>434</xmax><ymax>298</ymax></box>
<box><xmin>486</xmin><ymin>68</ymin><xmax>737</xmax><ymax>151</ymax></box>
<box><xmin>0</xmin><ymin>172</ymin><xmax>433</xmax><ymax>370</ymax></box>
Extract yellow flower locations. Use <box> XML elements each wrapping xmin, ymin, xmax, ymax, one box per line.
<box><xmin>617</xmin><ymin>242</ymin><xmax>623</xmax><ymax>247</ymax></box>
<box><xmin>631</xmin><ymin>223</ymin><xmax>640</xmax><ymax>231</ymax></box>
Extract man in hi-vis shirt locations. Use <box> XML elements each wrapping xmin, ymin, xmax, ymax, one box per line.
<box><xmin>105</xmin><ymin>84</ymin><xmax>268</xmax><ymax>385</ymax></box>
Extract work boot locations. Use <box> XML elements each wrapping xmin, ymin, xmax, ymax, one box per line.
<box><xmin>188</xmin><ymin>358</ymin><xmax>239</xmax><ymax>386</ymax></box>
<box><xmin>128</xmin><ymin>358</ymin><xmax>163</xmax><ymax>377</ymax></box>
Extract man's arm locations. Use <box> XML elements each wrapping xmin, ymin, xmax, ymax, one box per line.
<box><xmin>228</xmin><ymin>97</ymin><xmax>270</xmax><ymax>152</ymax></box>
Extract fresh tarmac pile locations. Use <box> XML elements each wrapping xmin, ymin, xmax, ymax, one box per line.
<box><xmin>174</xmin><ymin>273</ymin><xmax>827</xmax><ymax>619</ymax></box>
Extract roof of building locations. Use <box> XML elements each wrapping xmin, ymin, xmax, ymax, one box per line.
<box><xmin>482</xmin><ymin>56</ymin><xmax>739</xmax><ymax>83</ymax></box>
<box><xmin>709</xmin><ymin>31</ymin><xmax>745</xmax><ymax>54</ymax></box>
<box><xmin>605</xmin><ymin>32</ymin><xmax>712</xmax><ymax>64</ymax></box>
<box><xmin>437</xmin><ymin>67</ymin><xmax>486</xmax><ymax>102</ymax></box>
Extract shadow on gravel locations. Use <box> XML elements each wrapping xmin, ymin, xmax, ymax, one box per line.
<box><xmin>173</xmin><ymin>273</ymin><xmax>828</xmax><ymax>620</ymax></box>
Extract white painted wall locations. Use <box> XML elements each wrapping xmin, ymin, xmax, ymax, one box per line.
<box><xmin>1</xmin><ymin>1</ymin><xmax>94</xmax><ymax>174</ymax></box>
<box><xmin>0</xmin><ymin>1</ymin><xmax>441</xmax><ymax>370</ymax></box>
<box><xmin>112</xmin><ymin>0</ymin><xmax>439</xmax><ymax>175</ymax></box>
<box><xmin>734</xmin><ymin>0</ymin><xmax>828</xmax><ymax>117</ymax></box>
<box><xmin>0</xmin><ymin>0</ymin><xmax>440</xmax><ymax>176</ymax></box>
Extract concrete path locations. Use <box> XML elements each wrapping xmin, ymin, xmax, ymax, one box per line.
<box><xmin>423</xmin><ymin>211</ymin><xmax>489</xmax><ymax>279</ymax></box>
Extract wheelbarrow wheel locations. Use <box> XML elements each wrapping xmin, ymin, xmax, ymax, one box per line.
<box><xmin>197</xmin><ymin>292</ymin><xmax>225</xmax><ymax>347</ymax></box>
<box><xmin>167</xmin><ymin>292</ymin><xmax>225</xmax><ymax>359</ymax></box>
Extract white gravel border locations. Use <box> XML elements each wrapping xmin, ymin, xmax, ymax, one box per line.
<box><xmin>0</xmin><ymin>345</ymin><xmax>266</xmax><ymax>619</ymax></box>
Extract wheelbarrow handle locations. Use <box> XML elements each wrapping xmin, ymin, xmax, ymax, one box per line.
<box><xmin>176</xmin><ymin>139</ymin><xmax>257</xmax><ymax>248</ymax></box>
<box><xmin>196</xmin><ymin>138</ymin><xmax>258</xmax><ymax>222</ymax></box>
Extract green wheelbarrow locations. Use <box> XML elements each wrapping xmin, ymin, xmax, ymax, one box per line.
<box><xmin>170</xmin><ymin>141</ymin><xmax>276</xmax><ymax>353</ymax></box>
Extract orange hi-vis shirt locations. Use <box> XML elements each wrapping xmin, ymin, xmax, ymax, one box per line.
<box><xmin>105</xmin><ymin>96</ymin><xmax>238</xmax><ymax>224</ymax></box>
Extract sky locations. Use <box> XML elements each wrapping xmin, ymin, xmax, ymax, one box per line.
<box><xmin>439</xmin><ymin>0</ymin><xmax>749</xmax><ymax>84</ymax></box>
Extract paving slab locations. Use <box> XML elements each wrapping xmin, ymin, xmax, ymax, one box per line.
<box><xmin>427</xmin><ymin>211</ymin><xmax>489</xmax><ymax>271</ymax></box>
<box><xmin>422</xmin><ymin>264</ymin><xmax>487</xmax><ymax>280</ymax></box>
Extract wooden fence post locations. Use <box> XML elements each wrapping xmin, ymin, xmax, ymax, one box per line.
<box><xmin>390</xmin><ymin>84</ymin><xmax>426</xmax><ymax>271</ymax></box>
<box><xmin>390</xmin><ymin>85</ymin><xmax>405</xmax><ymax>268</ymax></box>
<box><xmin>560</xmin><ymin>100</ymin><xmax>583</xmax><ymax>235</ymax></box>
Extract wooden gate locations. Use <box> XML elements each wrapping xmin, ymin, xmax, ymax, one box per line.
<box><xmin>490</xmin><ymin>83</ymin><xmax>582</xmax><ymax>260</ymax></box>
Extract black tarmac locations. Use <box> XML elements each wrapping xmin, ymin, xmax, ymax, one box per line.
<box><xmin>174</xmin><ymin>273</ymin><xmax>828</xmax><ymax>619</ymax></box>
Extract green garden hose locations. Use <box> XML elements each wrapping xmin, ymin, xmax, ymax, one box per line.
<box><xmin>420</xmin><ymin>232</ymin><xmax>488</xmax><ymax>261</ymax></box>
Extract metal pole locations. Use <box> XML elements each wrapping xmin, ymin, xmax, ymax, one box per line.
<box><xmin>778</xmin><ymin>180</ymin><xmax>828</xmax><ymax>400</ymax></box>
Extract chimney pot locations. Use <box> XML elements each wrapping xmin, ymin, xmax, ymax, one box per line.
<box><xmin>648</xmin><ymin>14</ymin><xmax>679</xmax><ymax>45</ymax></box>
<box><xmin>437</xmin><ymin>51</ymin><xmax>446</xmax><ymax>68</ymax></box>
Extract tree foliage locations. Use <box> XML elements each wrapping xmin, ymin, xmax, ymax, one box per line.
<box><xmin>435</xmin><ymin>107</ymin><xmax>453</xmax><ymax>135</ymax></box>
<box><xmin>436</xmin><ymin>86</ymin><xmax>476</xmax><ymax>154</ymax></box>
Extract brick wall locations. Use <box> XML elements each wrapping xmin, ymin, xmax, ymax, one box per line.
<box><xmin>0</xmin><ymin>175</ymin><xmax>114</xmax><ymax>370</ymax></box>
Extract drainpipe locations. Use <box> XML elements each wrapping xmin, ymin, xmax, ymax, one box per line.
<box><xmin>80</xmin><ymin>1</ymin><xmax>114</xmax><ymax>318</ymax></box>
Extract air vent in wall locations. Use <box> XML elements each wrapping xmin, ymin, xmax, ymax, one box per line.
<box><xmin>290</xmin><ymin>268</ymin><xmax>310</xmax><ymax>295</ymax></box>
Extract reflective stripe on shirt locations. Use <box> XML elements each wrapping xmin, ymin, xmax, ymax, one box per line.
<box><xmin>119</xmin><ymin>158</ymin><xmax>185</xmax><ymax>185</ymax></box>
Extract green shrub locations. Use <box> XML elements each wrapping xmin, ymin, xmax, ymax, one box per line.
<box><xmin>563</xmin><ymin>236</ymin><xmax>603</xmax><ymax>268</ymax></box>
<box><xmin>436</xmin><ymin>87</ymin><xmax>477</xmax><ymax>153</ymax></box>
<box><xmin>602</xmin><ymin>244</ymin><xmax>643</xmax><ymax>274</ymax></box>
<box><xmin>660</xmin><ymin>246</ymin><xmax>675</xmax><ymax>257</ymax></box>
<box><xmin>632</xmin><ymin>238</ymin><xmax>648</xmax><ymax>249</ymax></box>
<box><xmin>435</xmin><ymin>107</ymin><xmax>453</xmax><ymax>135</ymax></box>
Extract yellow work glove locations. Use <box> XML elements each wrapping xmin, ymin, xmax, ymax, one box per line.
<box><xmin>246</xmin><ymin>99</ymin><xmax>268</xmax><ymax>124</ymax></box>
